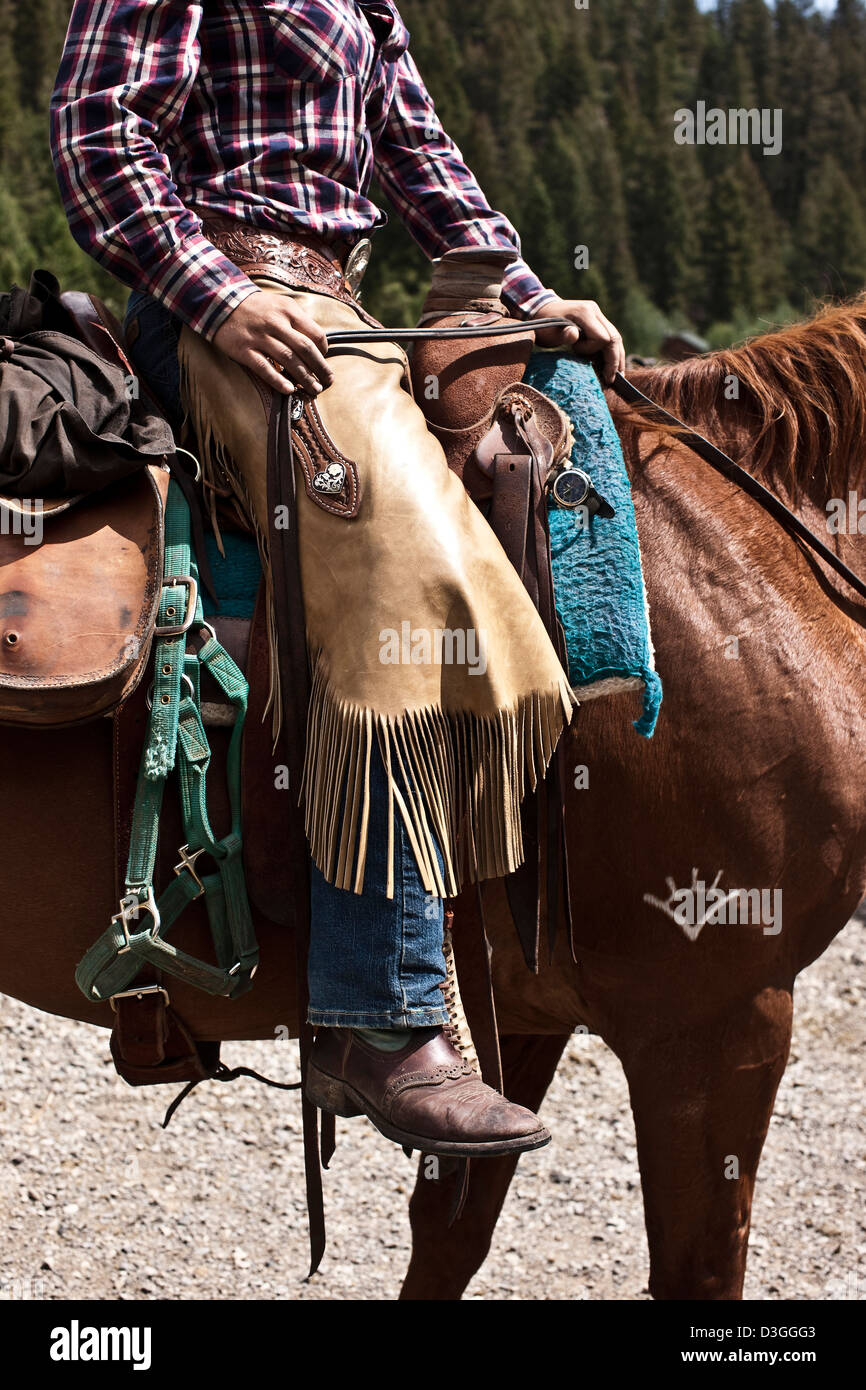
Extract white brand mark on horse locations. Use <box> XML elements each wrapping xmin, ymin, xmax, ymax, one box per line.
<box><xmin>644</xmin><ymin>868</ymin><xmax>782</xmax><ymax>939</ymax></box>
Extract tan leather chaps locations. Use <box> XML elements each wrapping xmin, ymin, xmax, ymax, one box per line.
<box><xmin>177</xmin><ymin>277</ymin><xmax>574</xmax><ymax>899</ymax></box>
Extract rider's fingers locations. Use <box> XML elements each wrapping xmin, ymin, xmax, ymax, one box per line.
<box><xmin>599</xmin><ymin>328</ymin><xmax>623</xmax><ymax>384</ymax></box>
<box><xmin>579</xmin><ymin>311</ymin><xmax>621</xmax><ymax>383</ymax></box>
<box><xmin>596</xmin><ymin>312</ymin><xmax>626</xmax><ymax>378</ymax></box>
<box><xmin>246</xmin><ymin>350</ymin><xmax>297</xmax><ymax>396</ymax></box>
<box><xmin>560</xmin><ymin>322</ymin><xmax>582</xmax><ymax>348</ymax></box>
<box><xmin>270</xmin><ymin>324</ymin><xmax>334</xmax><ymax>389</ymax></box>
<box><xmin>281</xmin><ymin>304</ymin><xmax>331</xmax><ymax>360</ymax></box>
<box><xmin>261</xmin><ymin>336</ymin><xmax>329</xmax><ymax>394</ymax></box>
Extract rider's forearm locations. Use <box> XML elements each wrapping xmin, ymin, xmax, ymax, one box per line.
<box><xmin>376</xmin><ymin>51</ymin><xmax>556</xmax><ymax>319</ymax></box>
<box><xmin>48</xmin><ymin>0</ymin><xmax>259</xmax><ymax>340</ymax></box>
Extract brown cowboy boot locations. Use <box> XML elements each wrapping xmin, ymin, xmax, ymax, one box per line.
<box><xmin>306</xmin><ymin>1026</ymin><xmax>550</xmax><ymax>1156</ymax></box>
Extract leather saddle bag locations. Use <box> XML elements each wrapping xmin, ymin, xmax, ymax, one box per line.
<box><xmin>0</xmin><ymin>277</ymin><xmax>174</xmax><ymax>728</ymax></box>
<box><xmin>0</xmin><ymin>465</ymin><xmax>170</xmax><ymax>726</ymax></box>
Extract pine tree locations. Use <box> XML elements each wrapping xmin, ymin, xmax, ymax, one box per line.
<box><xmin>0</xmin><ymin>0</ymin><xmax>22</xmax><ymax>169</ymax></box>
<box><xmin>0</xmin><ymin>182</ymin><xmax>37</xmax><ymax>287</ymax></box>
<box><xmin>794</xmin><ymin>155</ymin><xmax>866</xmax><ymax>300</ymax></box>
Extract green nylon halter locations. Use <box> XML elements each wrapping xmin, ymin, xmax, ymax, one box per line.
<box><xmin>76</xmin><ymin>479</ymin><xmax>258</xmax><ymax>1004</ymax></box>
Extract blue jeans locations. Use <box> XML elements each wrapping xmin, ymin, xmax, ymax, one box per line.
<box><xmin>122</xmin><ymin>290</ymin><xmax>448</xmax><ymax>1028</ymax></box>
<box><xmin>308</xmin><ymin>750</ymin><xmax>448</xmax><ymax>1027</ymax></box>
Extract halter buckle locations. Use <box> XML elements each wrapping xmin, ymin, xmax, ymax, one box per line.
<box><xmin>173</xmin><ymin>843</ymin><xmax>207</xmax><ymax>899</ymax></box>
<box><xmin>154</xmin><ymin>575</ymin><xmax>198</xmax><ymax>637</ymax></box>
<box><xmin>109</xmin><ymin>983</ymin><xmax>171</xmax><ymax>1013</ymax></box>
<box><xmin>112</xmin><ymin>888</ymin><xmax>161</xmax><ymax>950</ymax></box>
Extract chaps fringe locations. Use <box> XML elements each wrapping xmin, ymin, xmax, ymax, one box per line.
<box><xmin>299</xmin><ymin>656</ymin><xmax>572</xmax><ymax>898</ymax></box>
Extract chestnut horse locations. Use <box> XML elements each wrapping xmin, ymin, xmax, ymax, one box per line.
<box><xmin>1</xmin><ymin>296</ymin><xmax>864</xmax><ymax>1300</ymax></box>
<box><xmin>402</xmin><ymin>295</ymin><xmax>866</xmax><ymax>1299</ymax></box>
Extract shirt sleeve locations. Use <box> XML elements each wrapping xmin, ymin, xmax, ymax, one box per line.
<box><xmin>49</xmin><ymin>0</ymin><xmax>260</xmax><ymax>340</ymax></box>
<box><xmin>374</xmin><ymin>50</ymin><xmax>557</xmax><ymax>318</ymax></box>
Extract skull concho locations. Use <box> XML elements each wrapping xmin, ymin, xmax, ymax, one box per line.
<box><xmin>312</xmin><ymin>462</ymin><xmax>347</xmax><ymax>496</ymax></box>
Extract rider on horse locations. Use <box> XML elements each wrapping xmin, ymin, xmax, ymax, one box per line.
<box><xmin>49</xmin><ymin>0</ymin><xmax>625</xmax><ymax>1158</ymax></box>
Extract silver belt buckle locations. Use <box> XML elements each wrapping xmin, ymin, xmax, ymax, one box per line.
<box><xmin>344</xmin><ymin>238</ymin><xmax>372</xmax><ymax>296</ymax></box>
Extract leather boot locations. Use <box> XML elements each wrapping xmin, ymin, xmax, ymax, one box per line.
<box><xmin>306</xmin><ymin>1026</ymin><xmax>550</xmax><ymax>1156</ymax></box>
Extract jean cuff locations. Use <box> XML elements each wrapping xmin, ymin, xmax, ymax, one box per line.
<box><xmin>307</xmin><ymin>1007</ymin><xmax>449</xmax><ymax>1028</ymax></box>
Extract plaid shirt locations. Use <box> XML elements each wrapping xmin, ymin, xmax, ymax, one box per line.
<box><xmin>49</xmin><ymin>0</ymin><xmax>555</xmax><ymax>340</ymax></box>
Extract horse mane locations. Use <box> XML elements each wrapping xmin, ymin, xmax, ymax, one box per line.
<box><xmin>624</xmin><ymin>293</ymin><xmax>866</xmax><ymax>500</ymax></box>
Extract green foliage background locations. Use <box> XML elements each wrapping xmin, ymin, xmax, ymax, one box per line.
<box><xmin>2</xmin><ymin>0</ymin><xmax>865</xmax><ymax>352</ymax></box>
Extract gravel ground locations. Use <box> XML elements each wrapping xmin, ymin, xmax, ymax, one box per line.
<box><xmin>1</xmin><ymin>916</ymin><xmax>862</xmax><ymax>1302</ymax></box>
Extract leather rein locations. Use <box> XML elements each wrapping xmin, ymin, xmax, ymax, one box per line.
<box><xmin>326</xmin><ymin>318</ymin><xmax>866</xmax><ymax>606</ymax></box>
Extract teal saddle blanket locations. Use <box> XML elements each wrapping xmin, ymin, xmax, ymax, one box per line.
<box><xmin>202</xmin><ymin>352</ymin><xmax>662</xmax><ymax>737</ymax></box>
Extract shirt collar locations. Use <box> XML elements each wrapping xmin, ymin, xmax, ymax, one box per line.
<box><xmin>356</xmin><ymin>1</ymin><xmax>410</xmax><ymax>61</ymax></box>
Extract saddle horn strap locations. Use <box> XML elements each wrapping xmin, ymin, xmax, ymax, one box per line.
<box><xmin>611</xmin><ymin>371</ymin><xmax>866</xmax><ymax>604</ymax></box>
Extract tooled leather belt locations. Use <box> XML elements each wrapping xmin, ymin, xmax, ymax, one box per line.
<box><xmin>201</xmin><ymin>213</ymin><xmax>380</xmax><ymax>325</ymax></box>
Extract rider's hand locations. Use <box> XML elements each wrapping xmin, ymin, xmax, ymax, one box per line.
<box><xmin>530</xmin><ymin>296</ymin><xmax>626</xmax><ymax>385</ymax></box>
<box><xmin>212</xmin><ymin>289</ymin><xmax>335</xmax><ymax>396</ymax></box>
